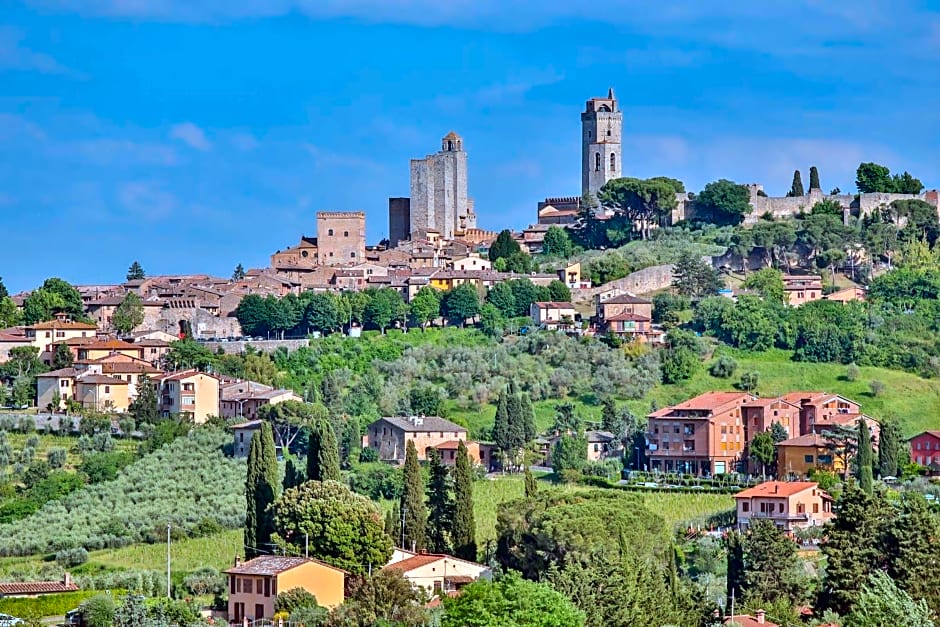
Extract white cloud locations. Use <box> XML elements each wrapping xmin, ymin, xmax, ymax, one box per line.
<box><xmin>117</xmin><ymin>181</ymin><xmax>178</xmax><ymax>219</ymax></box>
<box><xmin>0</xmin><ymin>27</ymin><xmax>72</xmax><ymax>75</ymax></box>
<box><xmin>229</xmin><ymin>132</ymin><xmax>259</xmax><ymax>152</ymax></box>
<box><xmin>170</xmin><ymin>122</ymin><xmax>212</xmax><ymax>151</ymax></box>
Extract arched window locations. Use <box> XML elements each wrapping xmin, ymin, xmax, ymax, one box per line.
<box><xmin>328</xmin><ymin>229</ymin><xmax>334</xmax><ymax>236</ymax></box>
<box><xmin>595</xmin><ymin>152</ymin><xmax>601</xmax><ymax>171</ymax></box>
<box><xmin>610</xmin><ymin>153</ymin><xmax>616</xmax><ymax>171</ymax></box>
<box><xmin>447</xmin><ymin>141</ymin><xmax>454</xmax><ymax>151</ymax></box>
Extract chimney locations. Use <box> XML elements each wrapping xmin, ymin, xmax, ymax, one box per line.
<box><xmin>63</xmin><ymin>572</ymin><xmax>72</xmax><ymax>587</ymax></box>
<box><xmin>234</xmin><ymin>555</ymin><xmax>242</xmax><ymax>567</ymax></box>
<box><xmin>774</xmin><ymin>484</ymin><xmax>778</xmax><ymax>494</ymax></box>
<box><xmin>756</xmin><ymin>609</ymin><xmax>766</xmax><ymax>624</ymax></box>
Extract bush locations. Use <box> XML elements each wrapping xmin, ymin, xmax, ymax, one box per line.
<box><xmin>709</xmin><ymin>355</ymin><xmax>738</xmax><ymax>378</ymax></box>
<box><xmin>55</xmin><ymin>547</ymin><xmax>89</xmax><ymax>568</ymax></box>
<box><xmin>275</xmin><ymin>587</ymin><xmax>319</xmax><ymax>614</ymax></box>
<box><xmin>79</xmin><ymin>451</ymin><xmax>133</xmax><ymax>484</ymax></box>
<box><xmin>0</xmin><ymin>591</ymin><xmax>99</xmax><ymax>619</ymax></box>
<box><xmin>869</xmin><ymin>380</ymin><xmax>886</xmax><ymax>397</ymax></box>
<box><xmin>183</xmin><ymin>567</ymin><xmax>225</xmax><ymax>596</ymax></box>
<box><xmin>845</xmin><ymin>363</ymin><xmax>861</xmax><ymax>382</ymax></box>
<box><xmin>47</xmin><ymin>447</ymin><xmax>68</xmax><ymax>469</ymax></box>
<box><xmin>348</xmin><ymin>463</ymin><xmax>402</xmax><ymax>501</ymax></box>
<box><xmin>358</xmin><ymin>447</ymin><xmax>378</xmax><ymax>463</ymax></box>
<box><xmin>660</xmin><ymin>347</ymin><xmax>699</xmax><ymax>383</ymax></box>
<box><xmin>80</xmin><ymin>593</ymin><xmax>116</xmax><ymax>627</ymax></box>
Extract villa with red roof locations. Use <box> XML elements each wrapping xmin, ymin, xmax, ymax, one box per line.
<box><xmin>734</xmin><ymin>481</ymin><xmax>833</xmax><ymax>532</ymax></box>
<box><xmin>384</xmin><ymin>550</ymin><xmax>490</xmax><ymax>597</ymax></box>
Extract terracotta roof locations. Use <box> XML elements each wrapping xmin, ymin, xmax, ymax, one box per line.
<box><xmin>605</xmin><ymin>312</ymin><xmax>650</xmax><ymax>322</ymax></box>
<box><xmin>667</xmin><ymin>391</ymin><xmax>752</xmax><ymax>413</ymax></box>
<box><xmin>98</xmin><ymin>362</ymin><xmax>162</xmax><ymax>375</ymax></box>
<box><xmin>585</xmin><ymin>430</ymin><xmax>615</xmax><ymax>443</ymax></box>
<box><xmin>77</xmin><ymin>374</ymin><xmax>128</xmax><ymax>385</ymax></box>
<box><xmin>602</xmin><ymin>294</ymin><xmax>651</xmax><ymax>305</ymax></box>
<box><xmin>734</xmin><ymin>481</ymin><xmax>824</xmax><ymax>500</ymax></box>
<box><xmin>157</xmin><ymin>369</ymin><xmax>219</xmax><ymax>382</ymax></box>
<box><xmin>724</xmin><ymin>615</ymin><xmax>778</xmax><ymax>627</ymax></box>
<box><xmin>433</xmin><ymin>440</ymin><xmax>464</xmax><ymax>450</ymax></box>
<box><xmin>776</xmin><ymin>434</ymin><xmax>828</xmax><ymax>447</ymax></box>
<box><xmin>384</xmin><ymin>553</ymin><xmax>446</xmax><ymax>572</ymax></box>
<box><xmin>37</xmin><ymin>367</ymin><xmax>78</xmax><ymax>378</ymax></box>
<box><xmin>27</xmin><ymin>320</ymin><xmax>97</xmax><ymax>331</ymax></box>
<box><xmin>532</xmin><ymin>301</ymin><xmax>575</xmax><ymax>309</ymax></box>
<box><xmin>81</xmin><ymin>339</ymin><xmax>141</xmax><ymax>351</ymax></box>
<box><xmin>229</xmin><ymin>419</ymin><xmax>264</xmax><ymax>430</ymax></box>
<box><xmin>0</xmin><ymin>580</ymin><xmax>80</xmax><ymax>595</ymax></box>
<box><xmin>376</xmin><ymin>416</ymin><xmax>467</xmax><ymax>434</ymax></box>
<box><xmin>743</xmin><ymin>397</ymin><xmax>799</xmax><ymax>409</ymax></box>
<box><xmin>134</xmin><ymin>339</ymin><xmax>171</xmax><ymax>347</ymax></box>
<box><xmin>225</xmin><ymin>555</ymin><xmax>346</xmax><ymax>576</ymax></box>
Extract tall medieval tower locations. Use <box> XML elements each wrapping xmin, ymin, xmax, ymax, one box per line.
<box><xmin>408</xmin><ymin>132</ymin><xmax>475</xmax><ymax>240</ymax></box>
<box><xmin>581</xmin><ymin>88</ymin><xmax>622</xmax><ymax>200</ymax></box>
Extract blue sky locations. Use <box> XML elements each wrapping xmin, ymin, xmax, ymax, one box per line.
<box><xmin>1</xmin><ymin>0</ymin><xmax>939</xmax><ymax>292</ymax></box>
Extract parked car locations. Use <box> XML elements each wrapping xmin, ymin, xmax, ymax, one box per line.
<box><xmin>0</xmin><ymin>613</ymin><xmax>24</xmax><ymax>626</ymax></box>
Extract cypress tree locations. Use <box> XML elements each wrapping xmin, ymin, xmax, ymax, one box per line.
<box><xmin>283</xmin><ymin>456</ymin><xmax>305</xmax><ymax>491</ymax></box>
<box><xmin>885</xmin><ymin>493</ymin><xmax>940</xmax><ymax>615</ymax></box>
<box><xmin>400</xmin><ymin>440</ymin><xmax>427</xmax><ymax>551</ymax></box>
<box><xmin>857</xmin><ymin>418</ymin><xmax>874</xmax><ymax>495</ymax></box>
<box><xmin>878</xmin><ymin>420</ymin><xmax>903</xmax><ymax>478</ymax></box>
<box><xmin>426</xmin><ymin>448</ymin><xmax>453</xmax><ymax>553</ymax></box>
<box><xmin>601</xmin><ymin>397</ymin><xmax>617</xmax><ymax>432</ymax></box>
<box><xmin>452</xmin><ymin>440</ymin><xmax>477</xmax><ymax>561</ymax></box>
<box><xmin>724</xmin><ymin>530</ymin><xmax>745</xmax><ymax>609</ymax></box>
<box><xmin>519</xmin><ymin>392</ymin><xmax>536</xmax><ymax>444</ymax></box>
<box><xmin>341</xmin><ymin>417</ymin><xmax>361</xmax><ymax>469</ymax></box>
<box><xmin>788</xmin><ymin>170</ymin><xmax>804</xmax><ymax>197</ymax></box>
<box><xmin>385</xmin><ymin>503</ymin><xmax>400</xmax><ymax>541</ymax></box>
<box><xmin>245</xmin><ymin>422</ymin><xmax>279</xmax><ymax>558</ymax></box>
<box><xmin>524</xmin><ymin>466</ymin><xmax>538</xmax><ymax>499</ymax></box>
<box><xmin>506</xmin><ymin>392</ymin><xmax>526</xmax><ymax>461</ymax></box>
<box><xmin>317</xmin><ymin>420</ymin><xmax>342</xmax><ymax>482</ymax></box>
<box><xmin>820</xmin><ymin>483</ymin><xmax>893</xmax><ymax>614</ymax></box>
<box><xmin>492</xmin><ymin>392</ymin><xmax>511</xmax><ymax>459</ymax></box>
<box><xmin>809</xmin><ymin>165</ymin><xmax>821</xmax><ymax>190</ymax></box>
<box><xmin>306</xmin><ymin>421</ymin><xmax>322</xmax><ymax>481</ymax></box>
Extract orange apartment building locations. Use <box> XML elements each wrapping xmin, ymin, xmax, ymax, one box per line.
<box><xmin>734</xmin><ymin>481</ymin><xmax>834</xmax><ymax>532</ymax></box>
<box><xmin>155</xmin><ymin>369</ymin><xmax>220</xmax><ymax>423</ymax></box>
<box><xmin>776</xmin><ymin>433</ymin><xmax>841</xmax><ymax>478</ymax></box>
<box><xmin>646</xmin><ymin>392</ymin><xmax>755</xmax><ymax>476</ymax></box>
<box><xmin>781</xmin><ymin>392</ymin><xmax>860</xmax><ymax>435</ymax></box>
<box><xmin>225</xmin><ymin>556</ymin><xmax>346</xmax><ymax>623</ymax></box>
<box><xmin>782</xmin><ymin>275</ymin><xmax>823</xmax><ymax>306</ymax></box>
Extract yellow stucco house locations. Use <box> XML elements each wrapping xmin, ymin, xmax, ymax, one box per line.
<box><xmin>776</xmin><ymin>433</ymin><xmax>842</xmax><ymax>478</ymax></box>
<box><xmin>225</xmin><ymin>556</ymin><xmax>346</xmax><ymax>623</ymax></box>
<box><xmin>155</xmin><ymin>369</ymin><xmax>220</xmax><ymax>423</ymax></box>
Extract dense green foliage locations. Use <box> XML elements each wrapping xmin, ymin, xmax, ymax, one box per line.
<box><xmin>442</xmin><ymin>572</ymin><xmax>585</xmax><ymax>627</ymax></box>
<box><xmin>271</xmin><ymin>480</ymin><xmax>392</xmax><ymax>575</ymax></box>
<box><xmin>400</xmin><ymin>440</ymin><xmax>426</xmax><ymax>551</ymax></box>
<box><xmin>111</xmin><ymin>292</ymin><xmax>144</xmax><ymax>334</ymax></box>
<box><xmin>425</xmin><ymin>448</ymin><xmax>453</xmax><ymax>553</ymax></box>
<box><xmin>453</xmin><ymin>441</ymin><xmax>476</xmax><ymax>561</ymax></box>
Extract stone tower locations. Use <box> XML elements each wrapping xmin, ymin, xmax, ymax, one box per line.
<box><xmin>409</xmin><ymin>132</ymin><xmax>475</xmax><ymax>240</ymax></box>
<box><xmin>581</xmin><ymin>88</ymin><xmax>622</xmax><ymax>200</ymax></box>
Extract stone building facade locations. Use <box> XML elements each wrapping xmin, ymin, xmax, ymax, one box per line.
<box><xmin>735</xmin><ymin>186</ymin><xmax>940</xmax><ymax>225</ymax></box>
<box><xmin>581</xmin><ymin>88</ymin><xmax>622</xmax><ymax>200</ymax></box>
<box><xmin>315</xmin><ymin>211</ymin><xmax>366</xmax><ymax>264</ymax></box>
<box><xmin>409</xmin><ymin>132</ymin><xmax>476</xmax><ymax>240</ymax></box>
<box><xmin>388</xmin><ymin>197</ymin><xmax>411</xmax><ymax>247</ymax></box>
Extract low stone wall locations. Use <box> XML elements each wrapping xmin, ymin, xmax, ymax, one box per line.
<box><xmin>202</xmin><ymin>339</ymin><xmax>310</xmax><ymax>355</ymax></box>
<box><xmin>575</xmin><ymin>263</ymin><xmax>675</xmax><ymax>300</ymax></box>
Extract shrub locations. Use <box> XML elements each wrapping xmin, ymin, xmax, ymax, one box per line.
<box><xmin>737</xmin><ymin>371</ymin><xmax>759</xmax><ymax>393</ymax></box>
<box><xmin>709</xmin><ymin>355</ymin><xmax>738</xmax><ymax>378</ymax></box>
<box><xmin>183</xmin><ymin>567</ymin><xmax>225</xmax><ymax>596</ymax></box>
<box><xmin>55</xmin><ymin>547</ymin><xmax>89</xmax><ymax>568</ymax></box>
<box><xmin>47</xmin><ymin>447</ymin><xmax>68</xmax><ymax>469</ymax></box>
<box><xmin>0</xmin><ymin>591</ymin><xmax>99</xmax><ymax>619</ymax></box>
<box><xmin>275</xmin><ymin>587</ymin><xmax>319</xmax><ymax>614</ymax></box>
<box><xmin>869</xmin><ymin>380</ymin><xmax>886</xmax><ymax>397</ymax></box>
<box><xmin>18</xmin><ymin>416</ymin><xmax>36</xmax><ymax>433</ymax></box>
<box><xmin>845</xmin><ymin>363</ymin><xmax>861</xmax><ymax>382</ymax></box>
<box><xmin>348</xmin><ymin>463</ymin><xmax>403</xmax><ymax>501</ymax></box>
<box><xmin>80</xmin><ymin>593</ymin><xmax>116</xmax><ymax>627</ymax></box>
<box><xmin>358</xmin><ymin>447</ymin><xmax>378</xmax><ymax>463</ymax></box>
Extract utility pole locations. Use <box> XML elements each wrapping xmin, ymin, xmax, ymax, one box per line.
<box><xmin>305</xmin><ymin>534</ymin><xmax>309</xmax><ymax>559</ymax></box>
<box><xmin>166</xmin><ymin>523</ymin><xmax>172</xmax><ymax>599</ymax></box>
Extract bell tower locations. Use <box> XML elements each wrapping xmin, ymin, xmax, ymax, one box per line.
<box><xmin>581</xmin><ymin>87</ymin><xmax>622</xmax><ymax>201</ymax></box>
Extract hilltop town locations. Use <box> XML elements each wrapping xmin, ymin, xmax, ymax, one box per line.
<box><xmin>1</xmin><ymin>83</ymin><xmax>940</xmax><ymax>627</ymax></box>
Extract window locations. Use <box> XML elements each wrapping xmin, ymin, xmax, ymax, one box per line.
<box><xmin>344</xmin><ymin>231</ymin><xmax>349</xmax><ymax>237</ymax></box>
<box><xmin>264</xmin><ymin>577</ymin><xmax>270</xmax><ymax>597</ymax></box>
<box><xmin>595</xmin><ymin>152</ymin><xmax>601</xmax><ymax>171</ymax></box>
<box><xmin>328</xmin><ymin>229</ymin><xmax>334</xmax><ymax>236</ymax></box>
<box><xmin>239</xmin><ymin>433</ymin><xmax>244</xmax><ymax>443</ymax></box>
<box><xmin>104</xmin><ymin>386</ymin><xmax>110</xmax><ymax>393</ymax></box>
<box><xmin>610</xmin><ymin>153</ymin><xmax>616</xmax><ymax>171</ymax></box>
<box><xmin>917</xmin><ymin>442</ymin><xmax>922</xmax><ymax>450</ymax></box>
<box><xmin>607</xmin><ymin>128</ymin><xmax>611</xmax><ymax>136</ymax></box>
<box><xmin>56</xmin><ymin>331</ymin><xmax>65</xmax><ymax>338</ymax></box>
<box><xmin>778</xmin><ymin>503</ymin><xmax>784</xmax><ymax>513</ymax></box>
<box><xmin>45</xmin><ymin>332</ymin><xmax>51</xmax><ymax>338</ymax></box>
<box><xmin>593</xmin><ymin>443</ymin><xmax>600</xmax><ymax>452</ymax></box>
<box><xmin>673</xmin><ymin>425</ymin><xmax>679</xmax><ymax>434</ymax></box>
<box><xmin>229</xmin><ymin>576</ymin><xmax>235</xmax><ymax>595</ymax></box>
<box><xmin>243</xmin><ymin>578</ymin><xmax>253</xmax><ymax>594</ymax></box>
<box><xmin>587</xmin><ymin>130</ymin><xmax>592</xmax><ymax>139</ymax></box>
<box><xmin>928</xmin><ymin>441</ymin><xmax>933</xmax><ymax>451</ymax></box>
<box><xmin>804</xmin><ymin>455</ymin><xmax>814</xmax><ymax>463</ymax></box>
<box><xmin>742</xmin><ymin>502</ymin><xmax>749</xmax><ymax>512</ymax></box>
<box><xmin>813</xmin><ymin>503</ymin><xmax>819</xmax><ymax>513</ymax></box>
<box><xmin>236</xmin><ymin>578</ymin><xmax>241</xmax><ymax>593</ymax></box>
<box><xmin>759</xmin><ymin>502</ymin><xmax>766</xmax><ymax>513</ymax></box>
<box><xmin>351</xmin><ymin>252</ymin><xmax>356</xmax><ymax>258</ymax></box>
<box><xmin>797</xmin><ymin>503</ymin><xmax>805</xmax><ymax>514</ymax></box>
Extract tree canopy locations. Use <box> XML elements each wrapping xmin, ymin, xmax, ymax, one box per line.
<box><xmin>695</xmin><ymin>179</ymin><xmax>752</xmax><ymax>226</ymax></box>
<box><xmin>441</xmin><ymin>572</ymin><xmax>585</xmax><ymax>627</ymax></box>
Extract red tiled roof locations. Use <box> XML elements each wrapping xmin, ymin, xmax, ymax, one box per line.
<box><xmin>384</xmin><ymin>553</ymin><xmax>446</xmax><ymax>573</ymax></box>
<box><xmin>735</xmin><ymin>481</ymin><xmax>824</xmax><ymax>500</ymax></box>
<box><xmin>605</xmin><ymin>312</ymin><xmax>650</xmax><ymax>322</ymax></box>
<box><xmin>667</xmin><ymin>391</ymin><xmax>752</xmax><ymax>413</ymax></box>
<box><xmin>37</xmin><ymin>367</ymin><xmax>78</xmax><ymax>378</ymax></box>
<box><xmin>776</xmin><ymin>434</ymin><xmax>827</xmax><ymax>447</ymax></box>
<box><xmin>77</xmin><ymin>374</ymin><xmax>128</xmax><ymax>385</ymax></box>
<box><xmin>724</xmin><ymin>615</ymin><xmax>779</xmax><ymax>627</ymax></box>
<box><xmin>0</xmin><ymin>580</ymin><xmax>79</xmax><ymax>595</ymax></box>
<box><xmin>224</xmin><ymin>555</ymin><xmax>346</xmax><ymax>575</ymax></box>
<box><xmin>602</xmin><ymin>294</ymin><xmax>651</xmax><ymax>305</ymax></box>
<box><xmin>532</xmin><ymin>301</ymin><xmax>575</xmax><ymax>309</ymax></box>
<box><xmin>27</xmin><ymin>320</ymin><xmax>97</xmax><ymax>331</ymax></box>
<box><xmin>81</xmin><ymin>339</ymin><xmax>141</xmax><ymax>351</ymax></box>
